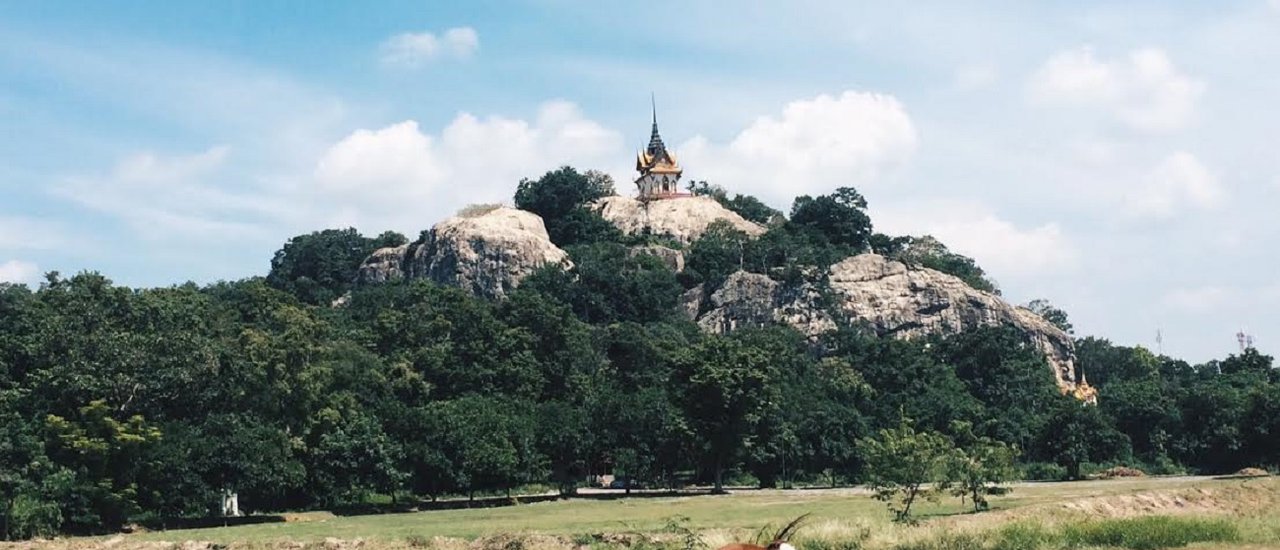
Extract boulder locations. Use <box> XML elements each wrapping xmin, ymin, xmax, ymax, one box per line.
<box><xmin>355</xmin><ymin>207</ymin><xmax>569</xmax><ymax>300</ymax></box>
<box><xmin>629</xmin><ymin>244</ymin><xmax>685</xmax><ymax>273</ymax></box>
<box><xmin>355</xmin><ymin>244</ymin><xmax>409</xmax><ymax>284</ymax></box>
<box><xmin>592</xmin><ymin>195</ymin><xmax>765</xmax><ymax>244</ymax></box>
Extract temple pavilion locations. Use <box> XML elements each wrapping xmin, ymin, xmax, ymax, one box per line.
<box><xmin>635</xmin><ymin>100</ymin><xmax>686</xmax><ymax>200</ymax></box>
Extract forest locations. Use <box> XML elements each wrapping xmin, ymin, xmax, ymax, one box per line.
<box><xmin>0</xmin><ymin>167</ymin><xmax>1276</xmax><ymax>539</ymax></box>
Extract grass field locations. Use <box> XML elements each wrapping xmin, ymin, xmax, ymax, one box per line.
<box><xmin>16</xmin><ymin>476</ymin><xmax>1280</xmax><ymax>549</ymax></box>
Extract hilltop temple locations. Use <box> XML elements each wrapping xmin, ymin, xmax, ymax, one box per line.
<box><xmin>635</xmin><ymin>101</ymin><xmax>686</xmax><ymax>200</ymax></box>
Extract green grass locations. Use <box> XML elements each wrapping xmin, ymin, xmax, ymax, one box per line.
<box><xmin>56</xmin><ymin>476</ymin><xmax>1280</xmax><ymax>549</ymax></box>
<box><xmin>1062</xmin><ymin>516</ymin><xmax>1240</xmax><ymax>550</ymax></box>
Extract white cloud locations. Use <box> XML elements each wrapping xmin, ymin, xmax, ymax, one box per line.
<box><xmin>679</xmin><ymin>90</ymin><xmax>917</xmax><ymax>208</ymax></box>
<box><xmin>0</xmin><ymin>217</ymin><xmax>66</xmax><ymax>250</ymax></box>
<box><xmin>0</xmin><ymin>260</ymin><xmax>39</xmax><ymax>285</ymax></box>
<box><xmin>56</xmin><ymin>146</ymin><xmax>286</xmax><ymax>241</ymax></box>
<box><xmin>1029</xmin><ymin>46</ymin><xmax>1204</xmax><ymax>132</ymax></box>
<box><xmin>873</xmin><ymin>199</ymin><xmax>1079</xmax><ymax>278</ymax></box>
<box><xmin>313</xmin><ymin>100</ymin><xmax>625</xmax><ymax>232</ymax></box>
<box><xmin>379</xmin><ymin>27</ymin><xmax>479</xmax><ymax>67</ymax></box>
<box><xmin>1126</xmin><ymin>152</ymin><xmax>1224</xmax><ymax>218</ymax></box>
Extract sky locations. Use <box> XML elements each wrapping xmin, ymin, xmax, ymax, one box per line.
<box><xmin>2</xmin><ymin>1</ymin><xmax>1278</xmax><ymax>363</ymax></box>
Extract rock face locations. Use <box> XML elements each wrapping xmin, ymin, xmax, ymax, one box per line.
<box><xmin>356</xmin><ymin>244</ymin><xmax>409</xmax><ymax>284</ymax></box>
<box><xmin>693</xmin><ymin>254</ymin><xmax>1080</xmax><ymax>392</ymax></box>
<box><xmin>629</xmin><ymin>244</ymin><xmax>685</xmax><ymax>273</ymax></box>
<box><xmin>355</xmin><ymin>207</ymin><xmax>570</xmax><ymax>300</ymax></box>
<box><xmin>592</xmin><ymin>195</ymin><xmax>766</xmax><ymax>244</ymax></box>
<box><xmin>694</xmin><ymin>272</ymin><xmax>836</xmax><ymax>337</ymax></box>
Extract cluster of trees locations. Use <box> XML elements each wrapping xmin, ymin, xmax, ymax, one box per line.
<box><xmin>0</xmin><ymin>167</ymin><xmax>1275</xmax><ymax>539</ymax></box>
<box><xmin>859</xmin><ymin>419</ymin><xmax>1017</xmax><ymax>522</ymax></box>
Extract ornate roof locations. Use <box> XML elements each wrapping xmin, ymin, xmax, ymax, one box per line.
<box><xmin>636</xmin><ymin>99</ymin><xmax>682</xmax><ymax>176</ymax></box>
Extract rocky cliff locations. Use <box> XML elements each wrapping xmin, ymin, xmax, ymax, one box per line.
<box><xmin>592</xmin><ymin>195</ymin><xmax>766</xmax><ymax>244</ymax></box>
<box><xmin>355</xmin><ymin>207</ymin><xmax>569</xmax><ymax>300</ymax></box>
<box><xmin>691</xmin><ymin>254</ymin><xmax>1081</xmax><ymax>393</ymax></box>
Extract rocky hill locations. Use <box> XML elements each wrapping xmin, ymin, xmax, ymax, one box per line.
<box><xmin>354</xmin><ymin>198</ymin><xmax>1081</xmax><ymax>394</ymax></box>
<box><xmin>356</xmin><ymin>206</ymin><xmax>569</xmax><ymax>300</ymax></box>
<box><xmin>685</xmin><ymin>254</ymin><xmax>1081</xmax><ymax>393</ymax></box>
<box><xmin>592</xmin><ymin>195</ymin><xmax>765</xmax><ymax>244</ymax></box>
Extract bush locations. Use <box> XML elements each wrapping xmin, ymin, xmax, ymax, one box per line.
<box><xmin>1020</xmin><ymin>462</ymin><xmax>1068</xmax><ymax>481</ymax></box>
<box><xmin>1062</xmin><ymin>516</ymin><xmax>1239</xmax><ymax>550</ymax></box>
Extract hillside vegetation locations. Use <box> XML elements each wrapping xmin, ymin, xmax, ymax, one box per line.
<box><xmin>0</xmin><ymin>167</ymin><xmax>1277</xmax><ymax>540</ymax></box>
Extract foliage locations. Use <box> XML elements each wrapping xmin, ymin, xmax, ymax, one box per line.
<box><xmin>267</xmin><ymin>228</ymin><xmax>406</xmax><ymax>305</ymax></box>
<box><xmin>1024</xmin><ymin>299</ymin><xmax>1072</xmax><ymax>334</ymax></box>
<box><xmin>514</xmin><ymin>167</ymin><xmax>620</xmax><ymax>246</ymax></box>
<box><xmin>687</xmin><ymin>181</ymin><xmax>782</xmax><ymax>225</ymax></box>
<box><xmin>944</xmin><ymin>422</ymin><xmax>1018</xmax><ymax>512</ymax></box>
<box><xmin>891</xmin><ymin>236</ymin><xmax>997</xmax><ymax>294</ymax></box>
<box><xmin>790</xmin><ymin>187</ymin><xmax>874</xmax><ymax>252</ymax></box>
<box><xmin>1</xmin><ymin>166</ymin><xmax>1277</xmax><ymax>539</ymax></box>
<box><xmin>857</xmin><ymin>419</ymin><xmax>953</xmax><ymax>522</ymax></box>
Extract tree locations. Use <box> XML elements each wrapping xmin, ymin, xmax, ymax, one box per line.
<box><xmin>1034</xmin><ymin>399</ymin><xmax>1131</xmax><ymax>479</ymax></box>
<box><xmin>683</xmin><ymin>220</ymin><xmax>751</xmax><ymax>289</ymax></box>
<box><xmin>688</xmin><ymin>181</ymin><xmax>781</xmax><ymax>225</ymax></box>
<box><xmin>857</xmin><ymin>418</ymin><xmax>954</xmax><ymax>523</ymax></box>
<box><xmin>267</xmin><ymin>228</ymin><xmax>403</xmax><ymax>305</ymax></box>
<box><xmin>1025</xmin><ymin>299</ymin><xmax>1073</xmax><ymax>334</ymax></box>
<box><xmin>789</xmin><ymin>187</ymin><xmax>874</xmax><ymax>252</ymax></box>
<box><xmin>514</xmin><ymin>167</ymin><xmax>619</xmax><ymax>246</ymax></box>
<box><xmin>945</xmin><ymin>422</ymin><xmax>1017</xmax><ymax>512</ymax></box>
<box><xmin>893</xmin><ymin>236</ymin><xmax>998</xmax><ymax>294</ymax></box>
<box><xmin>674</xmin><ymin>334</ymin><xmax>779</xmax><ymax>493</ymax></box>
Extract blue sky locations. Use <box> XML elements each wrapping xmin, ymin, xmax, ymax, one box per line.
<box><xmin>2</xmin><ymin>1</ymin><xmax>1279</xmax><ymax>362</ymax></box>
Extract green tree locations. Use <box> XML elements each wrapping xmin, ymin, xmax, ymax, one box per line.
<box><xmin>514</xmin><ymin>167</ymin><xmax>619</xmax><ymax>246</ymax></box>
<box><xmin>1034</xmin><ymin>399</ymin><xmax>1131</xmax><ymax>479</ymax></box>
<box><xmin>857</xmin><ymin>418</ymin><xmax>954</xmax><ymax>523</ymax></box>
<box><xmin>1025</xmin><ymin>299</ymin><xmax>1073</xmax><ymax>334</ymax></box>
<box><xmin>267</xmin><ymin>228</ymin><xmax>404</xmax><ymax>305</ymax></box>
<box><xmin>945</xmin><ymin>421</ymin><xmax>1017</xmax><ymax>512</ymax></box>
<box><xmin>43</xmin><ymin>400</ymin><xmax>162</xmax><ymax>533</ymax></box>
<box><xmin>789</xmin><ymin>187</ymin><xmax>874</xmax><ymax>252</ymax></box>
<box><xmin>674</xmin><ymin>334</ymin><xmax>779</xmax><ymax>493</ymax></box>
<box><xmin>894</xmin><ymin>236</ymin><xmax>998</xmax><ymax>294</ymax></box>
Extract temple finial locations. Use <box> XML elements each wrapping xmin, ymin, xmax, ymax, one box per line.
<box><xmin>651</xmin><ymin>92</ymin><xmax>657</xmax><ymax>127</ymax></box>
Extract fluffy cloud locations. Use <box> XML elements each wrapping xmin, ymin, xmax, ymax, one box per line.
<box><xmin>1029</xmin><ymin>47</ymin><xmax>1204</xmax><ymax>132</ymax></box>
<box><xmin>873</xmin><ymin>199</ymin><xmax>1079</xmax><ymax>279</ymax></box>
<box><xmin>313</xmin><ymin>101</ymin><xmax>625</xmax><ymax>232</ymax></box>
<box><xmin>56</xmin><ymin>146</ymin><xmax>286</xmax><ymax>241</ymax></box>
<box><xmin>1126</xmin><ymin>152</ymin><xmax>1224</xmax><ymax>219</ymax></box>
<box><xmin>0</xmin><ymin>260</ymin><xmax>39</xmax><ymax>285</ymax></box>
<box><xmin>379</xmin><ymin>27</ymin><xmax>479</xmax><ymax>67</ymax></box>
<box><xmin>678</xmin><ymin>91</ymin><xmax>917</xmax><ymax>208</ymax></box>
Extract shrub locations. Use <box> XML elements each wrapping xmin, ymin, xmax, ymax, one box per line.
<box><xmin>1062</xmin><ymin>516</ymin><xmax>1239</xmax><ymax>550</ymax></box>
<box><xmin>458</xmin><ymin>203</ymin><xmax>503</xmax><ymax>218</ymax></box>
<box><xmin>1020</xmin><ymin>462</ymin><xmax>1068</xmax><ymax>481</ymax></box>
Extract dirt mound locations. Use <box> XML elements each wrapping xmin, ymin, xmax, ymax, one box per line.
<box><xmin>1235</xmin><ymin>467</ymin><xmax>1270</xmax><ymax>478</ymax></box>
<box><xmin>1055</xmin><ymin>479</ymin><xmax>1280</xmax><ymax>520</ymax></box>
<box><xmin>1089</xmin><ymin>466</ymin><xmax>1147</xmax><ymax>479</ymax></box>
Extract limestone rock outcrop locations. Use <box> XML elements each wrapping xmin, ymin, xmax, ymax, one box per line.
<box><xmin>692</xmin><ymin>254</ymin><xmax>1080</xmax><ymax>392</ymax></box>
<box><xmin>629</xmin><ymin>244</ymin><xmax>685</xmax><ymax>273</ymax></box>
<box><xmin>355</xmin><ymin>207</ymin><xmax>570</xmax><ymax>300</ymax></box>
<box><xmin>592</xmin><ymin>195</ymin><xmax>765</xmax><ymax>244</ymax></box>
